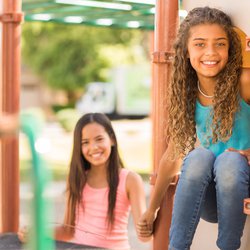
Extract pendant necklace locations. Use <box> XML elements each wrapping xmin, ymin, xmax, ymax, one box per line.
<box><xmin>197</xmin><ymin>81</ymin><xmax>214</xmax><ymax>98</ymax></box>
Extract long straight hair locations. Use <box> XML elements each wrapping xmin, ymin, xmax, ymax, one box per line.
<box><xmin>64</xmin><ymin>113</ymin><xmax>124</xmax><ymax>233</ymax></box>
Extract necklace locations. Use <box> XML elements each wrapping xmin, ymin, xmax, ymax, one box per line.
<box><xmin>197</xmin><ymin>81</ymin><xmax>214</xmax><ymax>98</ymax></box>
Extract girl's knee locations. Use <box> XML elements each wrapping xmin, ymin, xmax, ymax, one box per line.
<box><xmin>215</xmin><ymin>151</ymin><xmax>249</xmax><ymax>172</ymax></box>
<box><xmin>187</xmin><ymin>147</ymin><xmax>215</xmax><ymax>163</ymax></box>
<box><xmin>181</xmin><ymin>148</ymin><xmax>215</xmax><ymax>180</ymax></box>
<box><xmin>214</xmin><ymin>151</ymin><xmax>250</xmax><ymax>189</ymax></box>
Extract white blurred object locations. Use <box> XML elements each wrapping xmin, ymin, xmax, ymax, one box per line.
<box><xmin>76</xmin><ymin>64</ymin><xmax>151</xmax><ymax>117</ymax></box>
<box><xmin>76</xmin><ymin>82</ymin><xmax>116</xmax><ymax>115</ymax></box>
<box><xmin>182</xmin><ymin>0</ymin><xmax>250</xmax><ymax>35</ymax></box>
<box><xmin>35</xmin><ymin>137</ymin><xmax>51</xmax><ymax>154</ymax></box>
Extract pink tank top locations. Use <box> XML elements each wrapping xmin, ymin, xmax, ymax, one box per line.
<box><xmin>72</xmin><ymin>169</ymin><xmax>131</xmax><ymax>250</ymax></box>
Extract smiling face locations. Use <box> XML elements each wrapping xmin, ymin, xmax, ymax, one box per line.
<box><xmin>81</xmin><ymin>122</ymin><xmax>113</xmax><ymax>169</ymax></box>
<box><xmin>187</xmin><ymin>23</ymin><xmax>229</xmax><ymax>82</ymax></box>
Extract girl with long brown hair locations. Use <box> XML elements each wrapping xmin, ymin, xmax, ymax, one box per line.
<box><xmin>19</xmin><ymin>113</ymin><xmax>151</xmax><ymax>249</ymax></box>
<box><xmin>138</xmin><ymin>6</ymin><xmax>250</xmax><ymax>250</ymax></box>
<box><xmin>55</xmin><ymin>112</ymin><xmax>151</xmax><ymax>249</ymax></box>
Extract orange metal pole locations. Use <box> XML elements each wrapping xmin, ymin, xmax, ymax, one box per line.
<box><xmin>244</xmin><ymin>198</ymin><xmax>250</xmax><ymax>215</ymax></box>
<box><xmin>0</xmin><ymin>0</ymin><xmax>23</xmax><ymax>232</ymax></box>
<box><xmin>151</xmin><ymin>0</ymin><xmax>178</xmax><ymax>249</ymax></box>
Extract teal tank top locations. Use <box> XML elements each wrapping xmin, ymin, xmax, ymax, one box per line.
<box><xmin>195</xmin><ymin>99</ymin><xmax>250</xmax><ymax>156</ymax></box>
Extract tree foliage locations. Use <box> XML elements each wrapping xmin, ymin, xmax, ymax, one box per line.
<box><xmin>21</xmin><ymin>22</ymin><xmax>150</xmax><ymax>103</ymax></box>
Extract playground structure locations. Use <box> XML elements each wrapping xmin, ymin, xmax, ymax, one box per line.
<box><xmin>20</xmin><ymin>113</ymin><xmax>55</xmax><ymax>250</ymax></box>
<box><xmin>0</xmin><ymin>0</ymin><xmax>250</xmax><ymax>249</ymax></box>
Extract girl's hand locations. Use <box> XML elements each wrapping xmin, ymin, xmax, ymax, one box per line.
<box><xmin>137</xmin><ymin>209</ymin><xmax>158</xmax><ymax>239</ymax></box>
<box><xmin>17</xmin><ymin>226</ymin><xmax>29</xmax><ymax>243</ymax></box>
<box><xmin>226</xmin><ymin>148</ymin><xmax>250</xmax><ymax>165</ymax></box>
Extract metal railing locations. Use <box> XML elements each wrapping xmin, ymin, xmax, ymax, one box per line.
<box><xmin>20</xmin><ymin>113</ymin><xmax>55</xmax><ymax>250</ymax></box>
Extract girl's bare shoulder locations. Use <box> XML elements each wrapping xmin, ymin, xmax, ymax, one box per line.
<box><xmin>126</xmin><ymin>171</ymin><xmax>143</xmax><ymax>187</ymax></box>
<box><xmin>125</xmin><ymin>169</ymin><xmax>145</xmax><ymax>190</ymax></box>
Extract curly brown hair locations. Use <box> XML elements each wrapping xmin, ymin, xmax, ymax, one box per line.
<box><xmin>166</xmin><ymin>6</ymin><xmax>242</xmax><ymax>158</ymax></box>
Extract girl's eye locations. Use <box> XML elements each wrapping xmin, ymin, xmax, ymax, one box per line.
<box><xmin>96</xmin><ymin>137</ymin><xmax>103</xmax><ymax>142</ymax></box>
<box><xmin>81</xmin><ymin>141</ymin><xmax>88</xmax><ymax>145</ymax></box>
<box><xmin>195</xmin><ymin>43</ymin><xmax>205</xmax><ymax>47</ymax></box>
<box><xmin>216</xmin><ymin>42</ymin><xmax>226</xmax><ymax>47</ymax></box>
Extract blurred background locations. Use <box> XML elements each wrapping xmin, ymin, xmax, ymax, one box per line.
<box><xmin>19</xmin><ymin>10</ymin><xmax>153</xmax><ymax>182</ymax></box>
<box><xmin>19</xmin><ymin>10</ymin><xmax>153</xmax><ymax>250</ymax></box>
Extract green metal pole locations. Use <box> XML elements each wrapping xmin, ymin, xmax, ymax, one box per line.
<box><xmin>21</xmin><ymin>114</ymin><xmax>55</xmax><ymax>250</ymax></box>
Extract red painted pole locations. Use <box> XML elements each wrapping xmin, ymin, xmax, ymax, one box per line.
<box><xmin>244</xmin><ymin>198</ymin><xmax>250</xmax><ymax>215</ymax></box>
<box><xmin>151</xmin><ymin>0</ymin><xmax>178</xmax><ymax>249</ymax></box>
<box><xmin>0</xmin><ymin>0</ymin><xmax>23</xmax><ymax>232</ymax></box>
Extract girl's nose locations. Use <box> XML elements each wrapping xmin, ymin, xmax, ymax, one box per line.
<box><xmin>90</xmin><ymin>142</ymin><xmax>98</xmax><ymax>149</ymax></box>
<box><xmin>204</xmin><ymin>45</ymin><xmax>217</xmax><ymax>56</ymax></box>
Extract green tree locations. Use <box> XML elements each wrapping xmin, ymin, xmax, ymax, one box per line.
<box><xmin>21</xmin><ymin>22</ymin><xmax>150</xmax><ymax>104</ymax></box>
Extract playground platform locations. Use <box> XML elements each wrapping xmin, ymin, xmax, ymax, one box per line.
<box><xmin>0</xmin><ymin>233</ymin><xmax>106</xmax><ymax>249</ymax></box>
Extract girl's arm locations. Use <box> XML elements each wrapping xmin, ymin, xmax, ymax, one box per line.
<box><xmin>126</xmin><ymin>171</ymin><xmax>152</xmax><ymax>242</ymax></box>
<box><xmin>240</xmin><ymin>68</ymin><xmax>250</xmax><ymax>103</ymax></box>
<box><xmin>137</xmin><ymin>141</ymin><xmax>182</xmax><ymax>238</ymax></box>
<box><xmin>18</xmin><ymin>225</ymin><xmax>74</xmax><ymax>243</ymax></box>
<box><xmin>54</xmin><ymin>225</ymin><xmax>74</xmax><ymax>241</ymax></box>
<box><xmin>231</xmin><ymin>68</ymin><xmax>250</xmax><ymax>165</ymax></box>
<box><xmin>18</xmin><ymin>226</ymin><xmax>29</xmax><ymax>243</ymax></box>
<box><xmin>56</xmin><ymin>194</ymin><xmax>75</xmax><ymax>241</ymax></box>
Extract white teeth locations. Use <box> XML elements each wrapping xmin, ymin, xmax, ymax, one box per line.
<box><xmin>203</xmin><ymin>61</ymin><xmax>217</xmax><ymax>65</ymax></box>
<box><xmin>91</xmin><ymin>153</ymin><xmax>102</xmax><ymax>158</ymax></box>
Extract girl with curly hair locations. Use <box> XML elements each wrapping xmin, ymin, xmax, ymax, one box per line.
<box><xmin>138</xmin><ymin>6</ymin><xmax>250</xmax><ymax>250</ymax></box>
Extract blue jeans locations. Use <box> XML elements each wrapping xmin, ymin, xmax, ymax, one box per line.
<box><xmin>169</xmin><ymin>148</ymin><xmax>250</xmax><ymax>250</ymax></box>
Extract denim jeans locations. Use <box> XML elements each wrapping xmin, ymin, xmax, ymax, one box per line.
<box><xmin>169</xmin><ymin>148</ymin><xmax>250</xmax><ymax>250</ymax></box>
